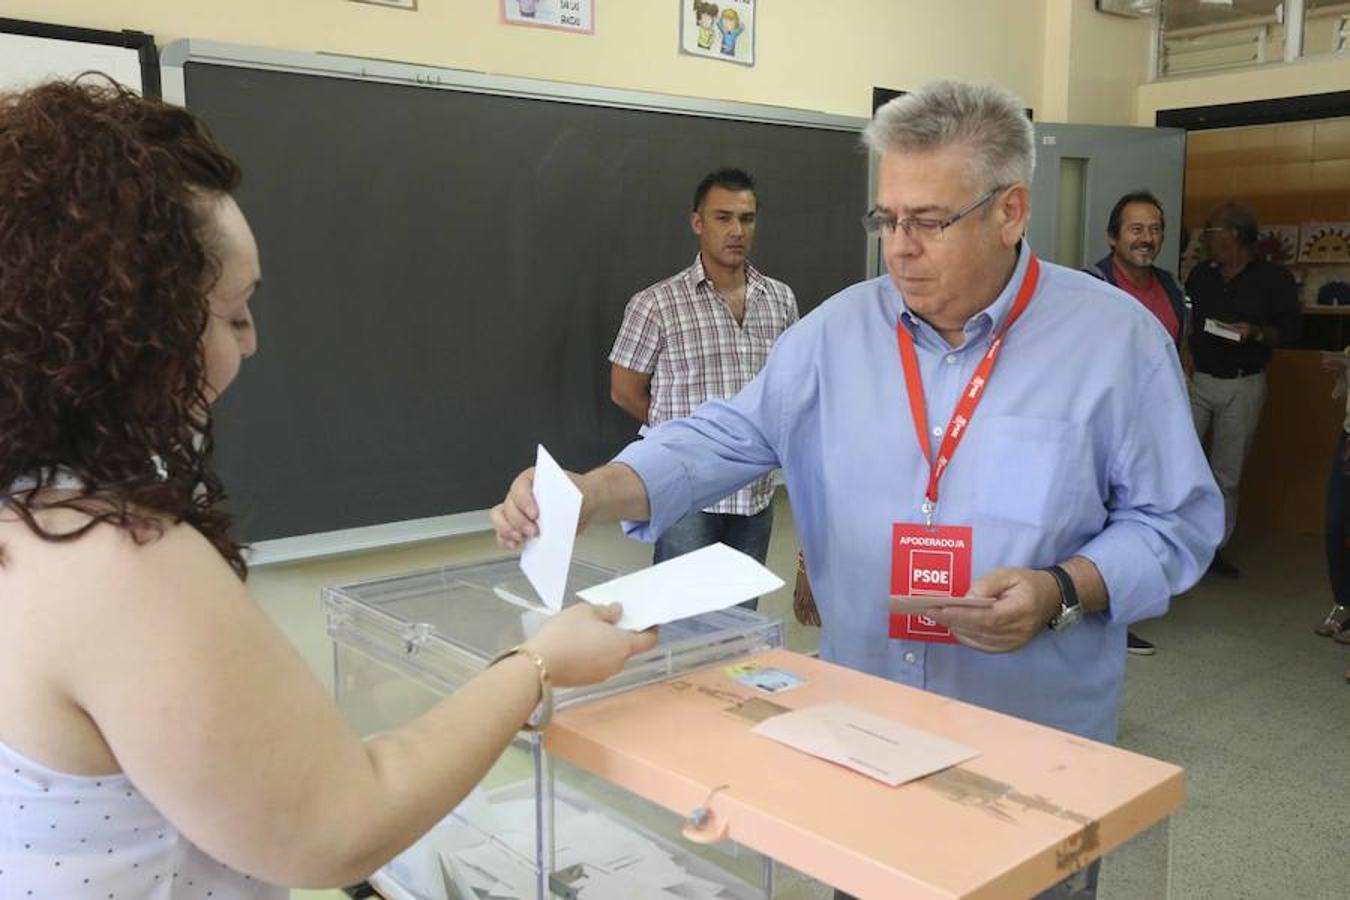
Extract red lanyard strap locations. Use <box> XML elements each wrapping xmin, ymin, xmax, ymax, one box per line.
<box><xmin>895</xmin><ymin>256</ymin><xmax>1041</xmax><ymax>518</ymax></box>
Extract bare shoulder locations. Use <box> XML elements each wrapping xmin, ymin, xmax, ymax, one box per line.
<box><xmin>0</xmin><ymin>506</ymin><xmax>251</xmax><ymax>772</ymax></box>
<box><xmin>0</xmin><ymin>504</ymin><xmax>253</xmax><ymax>692</ymax></box>
<box><xmin>0</xmin><ymin>504</ymin><xmax>241</xmax><ymax>605</ymax></box>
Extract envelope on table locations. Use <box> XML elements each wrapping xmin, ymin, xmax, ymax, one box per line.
<box><xmin>751</xmin><ymin>701</ymin><xmax>979</xmax><ymax>787</ymax></box>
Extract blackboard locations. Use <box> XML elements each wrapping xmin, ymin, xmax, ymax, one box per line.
<box><xmin>169</xmin><ymin>44</ymin><xmax>870</xmax><ymax>555</ymax></box>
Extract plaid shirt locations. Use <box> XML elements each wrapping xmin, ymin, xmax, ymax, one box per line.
<box><xmin>610</xmin><ymin>254</ymin><xmax>798</xmax><ymax>515</ymax></box>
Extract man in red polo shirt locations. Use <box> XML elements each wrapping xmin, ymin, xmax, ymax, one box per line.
<box><xmin>1086</xmin><ymin>190</ymin><xmax>1189</xmax><ymax>657</ymax></box>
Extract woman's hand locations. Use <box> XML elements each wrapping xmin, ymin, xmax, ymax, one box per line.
<box><xmin>523</xmin><ymin>601</ymin><xmax>658</xmax><ymax>687</ymax></box>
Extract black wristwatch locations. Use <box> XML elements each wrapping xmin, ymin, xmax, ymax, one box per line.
<box><xmin>1042</xmin><ymin>564</ymin><xmax>1083</xmax><ymax>631</ymax></box>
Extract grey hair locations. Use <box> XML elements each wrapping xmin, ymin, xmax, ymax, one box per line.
<box><xmin>863</xmin><ymin>80</ymin><xmax>1035</xmax><ymax>194</ymax></box>
<box><xmin>1205</xmin><ymin>200</ymin><xmax>1259</xmax><ymax>248</ymax></box>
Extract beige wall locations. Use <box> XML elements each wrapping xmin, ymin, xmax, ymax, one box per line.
<box><xmin>1041</xmin><ymin>1</ymin><xmax>1074</xmax><ymax>121</ymax></box>
<box><xmin>1138</xmin><ymin>53</ymin><xmax>1350</xmax><ymax>125</ymax></box>
<box><xmin>1041</xmin><ymin>0</ymin><xmax>1152</xmax><ymax>125</ymax></box>
<box><xmin>3</xmin><ymin>1</ymin><xmax>1213</xmax><ymax>127</ymax></box>
<box><xmin>0</xmin><ymin>0</ymin><xmax>1057</xmax><ymax>119</ymax></box>
<box><xmin>9</xmin><ymin>2</ymin><xmax>1348</xmax><ymax>157</ymax></box>
<box><xmin>1063</xmin><ymin>0</ymin><xmax>1152</xmax><ymax>125</ymax></box>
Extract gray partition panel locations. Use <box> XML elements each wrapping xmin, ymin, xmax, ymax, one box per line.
<box><xmin>1027</xmin><ymin>122</ymin><xmax>1186</xmax><ymax>272</ymax></box>
<box><xmin>180</xmin><ymin>57</ymin><xmax>870</xmax><ymax>545</ymax></box>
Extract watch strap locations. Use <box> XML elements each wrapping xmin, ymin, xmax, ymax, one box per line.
<box><xmin>1041</xmin><ymin>563</ymin><xmax>1080</xmax><ymax>629</ymax></box>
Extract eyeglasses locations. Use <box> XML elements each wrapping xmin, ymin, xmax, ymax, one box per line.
<box><xmin>861</xmin><ymin>186</ymin><xmax>1006</xmax><ymax>241</ymax></box>
<box><xmin>1199</xmin><ymin>226</ymin><xmax>1232</xmax><ymax>235</ymax></box>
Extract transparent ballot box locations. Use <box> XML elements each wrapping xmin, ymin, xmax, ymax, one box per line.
<box><xmin>323</xmin><ymin>556</ymin><xmax>786</xmax><ymax>900</ymax></box>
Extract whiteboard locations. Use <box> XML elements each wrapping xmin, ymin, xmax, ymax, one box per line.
<box><xmin>0</xmin><ymin>28</ymin><xmax>145</xmax><ymax>95</ymax></box>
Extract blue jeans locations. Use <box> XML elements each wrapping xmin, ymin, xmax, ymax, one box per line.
<box><xmin>654</xmin><ymin>505</ymin><xmax>774</xmax><ymax>611</ymax></box>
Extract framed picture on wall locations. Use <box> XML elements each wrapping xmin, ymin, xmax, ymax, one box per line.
<box><xmin>348</xmin><ymin>0</ymin><xmax>417</xmax><ymax>10</ymax></box>
<box><xmin>1256</xmin><ymin>225</ymin><xmax>1299</xmax><ymax>266</ymax></box>
<box><xmin>1093</xmin><ymin>0</ymin><xmax>1155</xmax><ymax>16</ymax></box>
<box><xmin>680</xmin><ymin>0</ymin><xmax>755</xmax><ymax>66</ymax></box>
<box><xmin>1300</xmin><ymin>222</ymin><xmax>1350</xmax><ymax>264</ymax></box>
<box><xmin>501</xmin><ymin>0</ymin><xmax>594</xmax><ymax>34</ymax></box>
<box><xmin>0</xmin><ymin>17</ymin><xmax>159</xmax><ymax>96</ymax></box>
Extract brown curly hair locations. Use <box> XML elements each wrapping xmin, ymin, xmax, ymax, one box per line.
<box><xmin>0</xmin><ymin>78</ymin><xmax>247</xmax><ymax>577</ymax></box>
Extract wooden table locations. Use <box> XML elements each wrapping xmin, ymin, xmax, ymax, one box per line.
<box><xmin>545</xmin><ymin>649</ymin><xmax>1182</xmax><ymax>899</ymax></box>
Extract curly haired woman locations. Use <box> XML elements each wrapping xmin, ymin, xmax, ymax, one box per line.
<box><xmin>0</xmin><ymin>80</ymin><xmax>654</xmax><ymax>896</ymax></box>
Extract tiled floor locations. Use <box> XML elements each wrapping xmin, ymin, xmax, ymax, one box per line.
<box><xmin>257</xmin><ymin>493</ymin><xmax>1349</xmax><ymax>899</ymax></box>
<box><xmin>1111</xmin><ymin>529</ymin><xmax>1349</xmax><ymax>900</ymax></box>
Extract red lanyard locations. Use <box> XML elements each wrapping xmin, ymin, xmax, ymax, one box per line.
<box><xmin>895</xmin><ymin>256</ymin><xmax>1041</xmax><ymax>524</ymax></box>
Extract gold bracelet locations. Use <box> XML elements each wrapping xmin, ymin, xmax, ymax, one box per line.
<box><xmin>489</xmin><ymin>644</ymin><xmax>553</xmax><ymax>731</ymax></box>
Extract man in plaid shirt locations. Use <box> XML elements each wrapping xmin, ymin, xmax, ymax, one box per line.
<box><xmin>609</xmin><ymin>168</ymin><xmax>798</xmax><ymax>591</ymax></box>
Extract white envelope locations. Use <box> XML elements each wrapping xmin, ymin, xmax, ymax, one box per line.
<box><xmin>577</xmin><ymin>542</ymin><xmax>783</xmax><ymax>631</ymax></box>
<box><xmin>1203</xmin><ymin>318</ymin><xmax>1242</xmax><ymax>342</ymax></box>
<box><xmin>751</xmin><ymin>701</ymin><xmax>979</xmax><ymax>787</ymax></box>
<box><xmin>889</xmin><ymin>594</ymin><xmax>996</xmax><ymax>615</ymax></box>
<box><xmin>519</xmin><ymin>444</ymin><xmax>582</xmax><ymax>611</ymax></box>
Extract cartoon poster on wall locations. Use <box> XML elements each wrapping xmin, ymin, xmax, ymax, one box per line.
<box><xmin>680</xmin><ymin>0</ymin><xmax>755</xmax><ymax>66</ymax></box>
<box><xmin>1300</xmin><ymin>222</ymin><xmax>1350</xmax><ymax>263</ymax></box>
<box><xmin>501</xmin><ymin>0</ymin><xmax>593</xmax><ymax>34</ymax></box>
<box><xmin>1255</xmin><ymin>225</ymin><xmax>1299</xmax><ymax>266</ymax></box>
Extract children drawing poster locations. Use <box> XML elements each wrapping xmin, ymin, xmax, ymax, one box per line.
<box><xmin>1300</xmin><ymin>222</ymin><xmax>1350</xmax><ymax>263</ymax></box>
<box><xmin>680</xmin><ymin>0</ymin><xmax>755</xmax><ymax>66</ymax></box>
<box><xmin>501</xmin><ymin>0</ymin><xmax>594</xmax><ymax>34</ymax></box>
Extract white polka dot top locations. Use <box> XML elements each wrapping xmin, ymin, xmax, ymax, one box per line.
<box><xmin>0</xmin><ymin>738</ymin><xmax>287</xmax><ymax>899</ymax></box>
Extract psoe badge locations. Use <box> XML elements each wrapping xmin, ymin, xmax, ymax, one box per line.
<box><xmin>889</xmin><ymin>523</ymin><xmax>973</xmax><ymax>643</ymax></box>
<box><xmin>909</xmin><ymin>549</ymin><xmax>954</xmax><ymax>596</ymax></box>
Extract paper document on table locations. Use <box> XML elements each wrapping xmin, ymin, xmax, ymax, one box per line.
<box><xmin>751</xmin><ymin>701</ymin><xmax>979</xmax><ymax>787</ymax></box>
<box><xmin>1203</xmin><ymin>318</ymin><xmax>1242</xmax><ymax>342</ymax></box>
<box><xmin>577</xmin><ymin>542</ymin><xmax>783</xmax><ymax>630</ymax></box>
<box><xmin>519</xmin><ymin>444</ymin><xmax>582</xmax><ymax>611</ymax></box>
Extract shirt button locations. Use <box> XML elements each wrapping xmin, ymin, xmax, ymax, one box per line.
<box><xmin>945</xmin><ymin>354</ymin><xmax>957</xmax><ymax>364</ymax></box>
<box><xmin>904</xmin><ymin>652</ymin><xmax>917</xmax><ymax>664</ymax></box>
<box><xmin>932</xmin><ymin>426</ymin><xmax>943</xmax><ymax>437</ymax></box>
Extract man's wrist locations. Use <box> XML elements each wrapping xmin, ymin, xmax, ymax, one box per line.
<box><xmin>581</xmin><ymin>462</ymin><xmax>647</xmax><ymax>523</ymax></box>
<box><xmin>1040</xmin><ymin>564</ymin><xmax>1083</xmax><ymax>631</ymax></box>
<box><xmin>1033</xmin><ymin>569</ymin><xmax>1063</xmax><ymax>627</ymax></box>
<box><xmin>577</xmin><ymin>467</ymin><xmax>607</xmax><ymax>524</ymax></box>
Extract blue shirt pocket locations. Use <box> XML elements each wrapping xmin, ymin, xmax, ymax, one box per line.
<box><xmin>974</xmin><ymin>415</ymin><xmax>1086</xmax><ymax>530</ymax></box>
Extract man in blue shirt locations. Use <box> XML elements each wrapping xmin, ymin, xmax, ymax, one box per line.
<box><xmin>492</xmin><ymin>79</ymin><xmax>1221</xmax><ymax>895</ymax></box>
<box><xmin>494</xmin><ymin>75</ymin><xmax>1219</xmax><ymax>738</ymax></box>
